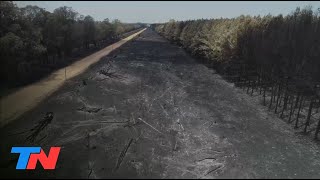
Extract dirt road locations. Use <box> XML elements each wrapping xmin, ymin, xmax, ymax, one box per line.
<box><xmin>0</xmin><ymin>28</ymin><xmax>146</xmax><ymax>127</ymax></box>
<box><xmin>0</xmin><ymin>29</ymin><xmax>320</xmax><ymax>178</ymax></box>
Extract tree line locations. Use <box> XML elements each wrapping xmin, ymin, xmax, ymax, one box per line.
<box><xmin>152</xmin><ymin>6</ymin><xmax>320</xmax><ymax>140</ymax></box>
<box><xmin>0</xmin><ymin>1</ymin><xmax>141</xmax><ymax>88</ymax></box>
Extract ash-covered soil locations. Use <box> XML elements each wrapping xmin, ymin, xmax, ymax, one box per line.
<box><xmin>1</xmin><ymin>29</ymin><xmax>320</xmax><ymax>179</ymax></box>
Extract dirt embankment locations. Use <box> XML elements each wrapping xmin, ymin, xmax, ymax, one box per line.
<box><xmin>0</xmin><ymin>28</ymin><xmax>146</xmax><ymax>128</ymax></box>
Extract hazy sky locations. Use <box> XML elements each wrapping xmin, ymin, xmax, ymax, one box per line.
<box><xmin>14</xmin><ymin>1</ymin><xmax>320</xmax><ymax>23</ymax></box>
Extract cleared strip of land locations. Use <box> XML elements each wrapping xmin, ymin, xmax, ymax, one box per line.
<box><xmin>0</xmin><ymin>28</ymin><xmax>146</xmax><ymax>127</ymax></box>
<box><xmin>0</xmin><ymin>29</ymin><xmax>319</xmax><ymax>179</ymax></box>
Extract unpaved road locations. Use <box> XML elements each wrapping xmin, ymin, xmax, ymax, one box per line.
<box><xmin>0</xmin><ymin>29</ymin><xmax>320</xmax><ymax>179</ymax></box>
<box><xmin>0</xmin><ymin>28</ymin><xmax>145</xmax><ymax>127</ymax></box>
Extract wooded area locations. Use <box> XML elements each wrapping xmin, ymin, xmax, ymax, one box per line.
<box><xmin>0</xmin><ymin>1</ymin><xmax>141</xmax><ymax>89</ymax></box>
<box><xmin>153</xmin><ymin>7</ymin><xmax>320</xmax><ymax>140</ymax></box>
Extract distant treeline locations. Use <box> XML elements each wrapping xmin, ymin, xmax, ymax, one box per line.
<box><xmin>153</xmin><ymin>7</ymin><xmax>320</xmax><ymax>139</ymax></box>
<box><xmin>0</xmin><ymin>1</ymin><xmax>142</xmax><ymax>87</ymax></box>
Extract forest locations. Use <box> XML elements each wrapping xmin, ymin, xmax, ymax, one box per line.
<box><xmin>0</xmin><ymin>1</ymin><xmax>140</xmax><ymax>90</ymax></box>
<box><xmin>152</xmin><ymin>6</ymin><xmax>320</xmax><ymax>140</ymax></box>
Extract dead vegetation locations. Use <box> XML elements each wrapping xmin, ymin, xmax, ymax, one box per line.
<box><xmin>77</xmin><ymin>106</ymin><xmax>102</xmax><ymax>113</ymax></box>
<box><xmin>97</xmin><ymin>62</ymin><xmax>124</xmax><ymax>81</ymax></box>
<box><xmin>3</xmin><ymin>29</ymin><xmax>320</xmax><ymax>179</ymax></box>
<box><xmin>26</xmin><ymin>112</ymin><xmax>54</xmax><ymax>143</ymax></box>
<box><xmin>114</xmin><ymin>138</ymin><xmax>134</xmax><ymax>172</ymax></box>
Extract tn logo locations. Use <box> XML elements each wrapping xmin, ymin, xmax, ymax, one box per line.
<box><xmin>11</xmin><ymin>147</ymin><xmax>61</xmax><ymax>170</ymax></box>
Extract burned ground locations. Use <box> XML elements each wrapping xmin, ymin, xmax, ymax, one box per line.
<box><xmin>0</xmin><ymin>29</ymin><xmax>320</xmax><ymax>179</ymax></box>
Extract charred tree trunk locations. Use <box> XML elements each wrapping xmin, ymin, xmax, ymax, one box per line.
<box><xmin>251</xmin><ymin>78</ymin><xmax>255</xmax><ymax>95</ymax></box>
<box><xmin>259</xmin><ymin>74</ymin><xmax>263</xmax><ymax>95</ymax></box>
<box><xmin>315</xmin><ymin>118</ymin><xmax>320</xmax><ymax>140</ymax></box>
<box><xmin>304</xmin><ymin>100</ymin><xmax>314</xmax><ymax>133</ymax></box>
<box><xmin>269</xmin><ymin>84</ymin><xmax>275</xmax><ymax>110</ymax></box>
<box><xmin>295</xmin><ymin>96</ymin><xmax>304</xmax><ymax>129</ymax></box>
<box><xmin>275</xmin><ymin>84</ymin><xmax>281</xmax><ymax>113</ymax></box>
<box><xmin>263</xmin><ymin>85</ymin><xmax>267</xmax><ymax>106</ymax></box>
<box><xmin>288</xmin><ymin>95</ymin><xmax>295</xmax><ymax>123</ymax></box>
<box><xmin>280</xmin><ymin>86</ymin><xmax>289</xmax><ymax>118</ymax></box>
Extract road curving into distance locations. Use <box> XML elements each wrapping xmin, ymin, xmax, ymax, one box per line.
<box><xmin>0</xmin><ymin>28</ymin><xmax>146</xmax><ymax>127</ymax></box>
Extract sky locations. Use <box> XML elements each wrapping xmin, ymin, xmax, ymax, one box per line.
<box><xmin>14</xmin><ymin>1</ymin><xmax>320</xmax><ymax>23</ymax></box>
